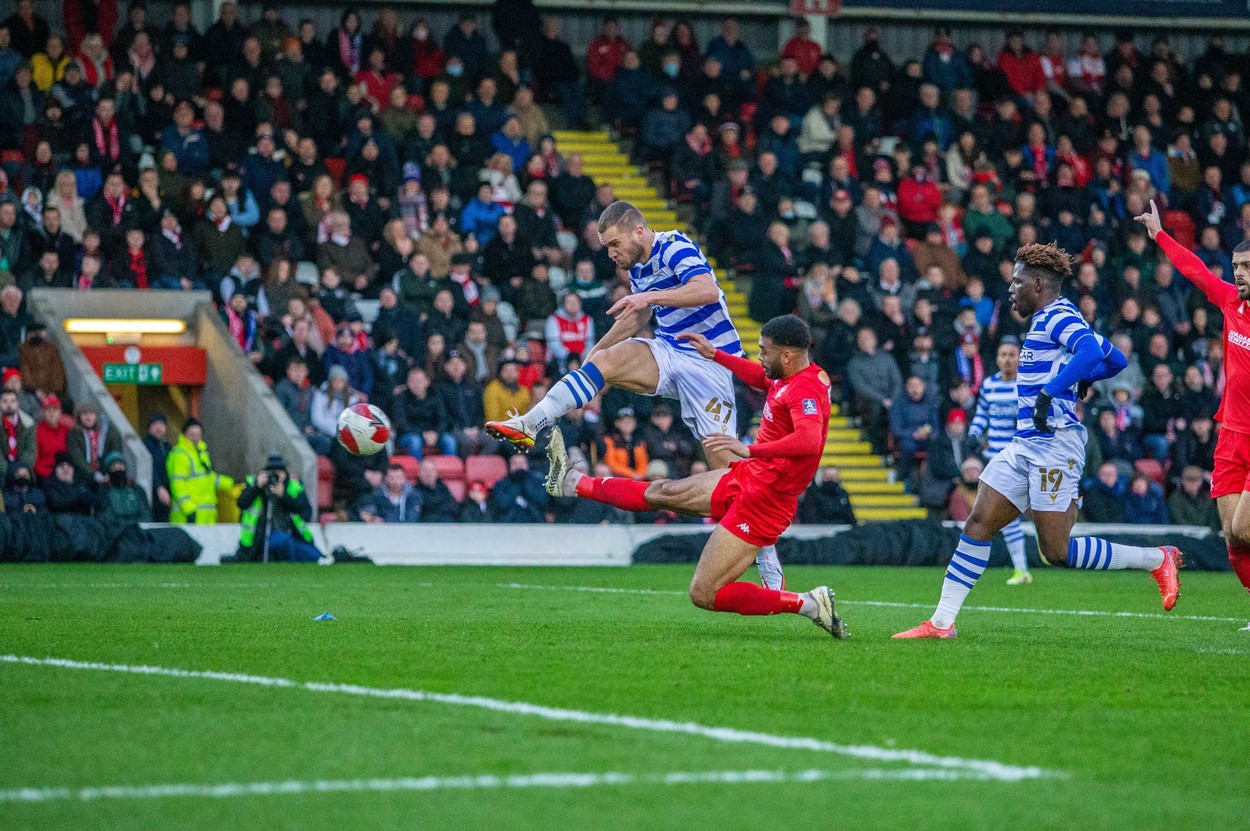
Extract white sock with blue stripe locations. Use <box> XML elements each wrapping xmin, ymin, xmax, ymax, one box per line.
<box><xmin>1002</xmin><ymin>518</ymin><xmax>1028</xmax><ymax>572</ymax></box>
<box><xmin>931</xmin><ymin>535</ymin><xmax>991</xmax><ymax>629</ymax></box>
<box><xmin>521</xmin><ymin>363</ymin><xmax>606</xmax><ymax>432</ymax></box>
<box><xmin>1066</xmin><ymin>538</ymin><xmax>1164</xmax><ymax>571</ymax></box>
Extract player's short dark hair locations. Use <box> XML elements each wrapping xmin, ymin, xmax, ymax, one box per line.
<box><xmin>387</xmin><ymin>463</ymin><xmax>406</xmax><ymax>475</ymax></box>
<box><xmin>761</xmin><ymin>314</ymin><xmax>812</xmax><ymax>349</ymax></box>
<box><xmin>1234</xmin><ymin>240</ymin><xmax>1250</xmax><ymax>255</ymax></box>
<box><xmin>597</xmin><ymin>201</ymin><xmax>646</xmax><ymax>235</ymax></box>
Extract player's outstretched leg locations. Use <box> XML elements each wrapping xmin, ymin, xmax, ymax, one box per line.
<box><xmin>690</xmin><ymin>526</ymin><xmax>847</xmax><ymax>639</ymax></box>
<box><xmin>1002</xmin><ymin>517</ymin><xmax>1032</xmax><ymax>585</ymax></box>
<box><xmin>488</xmin><ymin>363</ymin><xmax>607</xmax><ymax>449</ymax></box>
<box><xmin>1061</xmin><ymin>538</ymin><xmax>1182</xmax><ymax>611</ymax></box>
<box><xmin>546</xmin><ymin>428</ymin><xmax>725</xmax><ymax>515</ymax></box>
<box><xmin>895</xmin><ymin>482</ymin><xmax>1021</xmax><ymax>639</ymax></box>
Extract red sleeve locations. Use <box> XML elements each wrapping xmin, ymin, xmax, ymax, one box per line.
<box><xmin>713</xmin><ymin>350</ymin><xmax>769</xmax><ymax>391</ymax></box>
<box><xmin>750</xmin><ymin>418</ymin><xmax>825</xmax><ymax>460</ymax></box>
<box><xmin>1157</xmin><ymin>231</ymin><xmax>1238</xmax><ymax>306</ymax></box>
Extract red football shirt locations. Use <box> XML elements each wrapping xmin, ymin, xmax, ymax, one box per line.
<box><xmin>1158</xmin><ymin>232</ymin><xmax>1250</xmax><ymax>434</ymax></box>
<box><xmin>713</xmin><ymin>352</ymin><xmax>832</xmax><ymax>496</ymax></box>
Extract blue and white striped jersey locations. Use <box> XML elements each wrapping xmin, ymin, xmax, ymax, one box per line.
<box><xmin>629</xmin><ymin>230</ymin><xmax>744</xmax><ymax>357</ymax></box>
<box><xmin>969</xmin><ymin>372</ymin><xmax>1017</xmax><ymax>458</ymax></box>
<box><xmin>1017</xmin><ymin>297</ymin><xmax>1107</xmax><ymax>439</ymax></box>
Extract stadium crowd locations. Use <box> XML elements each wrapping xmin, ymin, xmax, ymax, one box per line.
<box><xmin>0</xmin><ymin>0</ymin><xmax>1242</xmax><ymax>527</ymax></box>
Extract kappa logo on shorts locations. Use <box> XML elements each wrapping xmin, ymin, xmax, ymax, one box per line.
<box><xmin>738</xmin><ymin>523</ymin><xmax>751</xmax><ymax>534</ymax></box>
<box><xmin>802</xmin><ymin>399</ymin><xmax>818</xmax><ymax>415</ymax></box>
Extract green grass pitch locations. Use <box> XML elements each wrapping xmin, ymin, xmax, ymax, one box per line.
<box><xmin>1</xmin><ymin>563</ymin><xmax>1247</xmax><ymax>830</ymax></box>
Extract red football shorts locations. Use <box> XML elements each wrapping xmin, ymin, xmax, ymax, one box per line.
<box><xmin>1212</xmin><ymin>427</ymin><xmax>1250</xmax><ymax>499</ymax></box>
<box><xmin>710</xmin><ymin>463</ymin><xmax>796</xmax><ymax>547</ymax></box>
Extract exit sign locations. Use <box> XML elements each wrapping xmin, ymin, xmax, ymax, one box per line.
<box><xmin>103</xmin><ymin>363</ymin><xmax>164</xmax><ymax>385</ymax></box>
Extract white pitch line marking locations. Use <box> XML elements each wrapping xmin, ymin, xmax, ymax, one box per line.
<box><xmin>494</xmin><ymin>583</ymin><xmax>1247</xmax><ymax>623</ymax></box>
<box><xmin>0</xmin><ymin>766</ymin><xmax>1001</xmax><ymax>804</ymax></box>
<box><xmin>0</xmin><ymin>655</ymin><xmax>1053</xmax><ymax>782</ymax></box>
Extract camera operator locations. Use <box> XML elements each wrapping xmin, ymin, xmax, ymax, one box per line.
<box><xmin>234</xmin><ymin>454</ymin><xmax>324</xmax><ymax>563</ymax></box>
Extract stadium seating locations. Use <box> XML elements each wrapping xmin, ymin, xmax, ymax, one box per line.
<box><xmin>466</xmin><ymin>455</ymin><xmax>508</xmax><ymax>489</ymax></box>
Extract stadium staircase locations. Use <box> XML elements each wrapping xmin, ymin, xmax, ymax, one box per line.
<box><xmin>553</xmin><ymin>130</ymin><xmax>926</xmax><ymax>522</ymax></box>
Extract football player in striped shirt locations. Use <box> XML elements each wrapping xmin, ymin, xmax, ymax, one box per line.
<box><xmin>895</xmin><ymin>243</ymin><xmax>1184</xmax><ymax>639</ymax></box>
<box><xmin>486</xmin><ymin>201</ymin><xmax>785</xmax><ymax>588</ymax></box>
<box><xmin>967</xmin><ymin>339</ymin><xmax>1032</xmax><ymax>585</ymax></box>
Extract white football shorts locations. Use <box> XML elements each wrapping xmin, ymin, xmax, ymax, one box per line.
<box><xmin>632</xmin><ymin>336</ymin><xmax>737</xmax><ymax>438</ymax></box>
<box><xmin>978</xmin><ymin>426</ymin><xmax>1087</xmax><ymax>514</ymax></box>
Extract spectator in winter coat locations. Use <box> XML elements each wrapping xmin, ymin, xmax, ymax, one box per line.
<box><xmin>143</xmin><ymin>412</ymin><xmax>172</xmax><ymax>522</ymax></box>
<box><xmin>394</xmin><ymin>367</ymin><xmax>456</xmax><ymax>459</ymax></box>
<box><xmin>458</xmin><ymin>479</ymin><xmax>497</xmax><ymax>522</ymax></box>
<box><xmin>490</xmin><ymin>452</ymin><xmax>548</xmax><ymax>522</ymax></box>
<box><xmin>1168</xmin><ymin>466</ymin><xmax>1219</xmax><ymax>529</ymax></box>
<box><xmin>321</xmin><ymin>326</ymin><xmax>374</xmax><ymax>399</ymax></box>
<box><xmin>1123</xmin><ymin>472</ymin><xmax>1169</xmax><ymax>525</ymax></box>
<box><xmin>483</xmin><ymin>360</ymin><xmax>530</xmax><ymax>425</ymax></box>
<box><xmin>1082</xmin><ymin>462</ymin><xmax>1127</xmax><ymax>523</ymax></box>
<box><xmin>274</xmin><ymin>359</ymin><xmax>329</xmax><ymax>455</ymax></box>
<box><xmin>545</xmin><ymin>293</ymin><xmax>596</xmax><ymax>372</ymax></box>
<box><xmin>3</xmin><ymin>460</ymin><xmax>46</xmax><ymax>514</ymax></box>
<box><xmin>44</xmin><ymin>451</ymin><xmax>92</xmax><ymax>513</ymax></box>
<box><xmin>797</xmin><ymin>466</ymin><xmax>858</xmax><ymax>525</ymax></box>
<box><xmin>360</xmin><ymin>464</ymin><xmax>423</xmax><ymax>523</ymax></box>
<box><xmin>310</xmin><ymin>366</ymin><xmax>364</xmax><ymax>441</ymax></box>
<box><xmin>889</xmin><ymin>376</ymin><xmax>940</xmax><ymax>480</ymax></box>
<box><xmin>600</xmin><ymin>408</ymin><xmax>649</xmax><ymax>480</ymax></box>
<box><xmin>0</xmin><ymin>387</ymin><xmax>36</xmax><ymax>482</ymax></box>
<box><xmin>18</xmin><ymin>324</ymin><xmax>64</xmax><ymax>398</ymax></box>
<box><xmin>66</xmin><ymin>401</ymin><xmax>122</xmax><ymax>486</ymax></box>
<box><xmin>416</xmin><ymin>458</ymin><xmax>459</xmax><ymax>522</ymax></box>
<box><xmin>33</xmin><ymin>394</ymin><xmax>68</xmax><ymax>480</ymax></box>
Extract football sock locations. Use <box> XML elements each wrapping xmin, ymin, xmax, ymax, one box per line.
<box><xmin>520</xmin><ymin>363</ymin><xmax>605</xmax><ymax>432</ymax></box>
<box><xmin>931</xmin><ymin>535</ymin><xmax>990</xmax><ymax>629</ymax></box>
<box><xmin>574</xmin><ymin>476</ymin><xmax>652</xmax><ymax>512</ymax></box>
<box><xmin>711</xmin><ymin>582</ymin><xmax>807</xmax><ymax>616</ymax></box>
<box><xmin>1228</xmin><ymin>546</ymin><xmax>1250</xmax><ymax>593</ymax></box>
<box><xmin>1066</xmin><ymin>538</ymin><xmax>1165</xmax><ymax>571</ymax></box>
<box><xmin>1002</xmin><ymin>518</ymin><xmax>1028</xmax><ymax>572</ymax></box>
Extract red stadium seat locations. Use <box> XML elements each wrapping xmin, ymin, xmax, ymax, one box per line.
<box><xmin>316</xmin><ymin>456</ymin><xmax>334</xmax><ymax>510</ymax></box>
<box><xmin>446</xmin><ymin>480</ymin><xmax>466</xmax><ymax>503</ymax></box>
<box><xmin>390</xmin><ymin>454</ymin><xmax>421</xmax><ymax>482</ymax></box>
<box><xmin>1134</xmin><ymin>458</ymin><xmax>1167</xmax><ymax>488</ymax></box>
<box><xmin>466</xmin><ymin>455</ymin><xmax>507</xmax><ymax>489</ymax></box>
<box><xmin>325</xmin><ymin>157</ymin><xmax>347</xmax><ymax>187</ymax></box>
<box><xmin>432</xmin><ymin>455</ymin><xmax>465</xmax><ymax>483</ymax></box>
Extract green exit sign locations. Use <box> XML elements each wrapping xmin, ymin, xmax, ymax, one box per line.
<box><xmin>103</xmin><ymin>363</ymin><xmax>164</xmax><ymax>385</ymax></box>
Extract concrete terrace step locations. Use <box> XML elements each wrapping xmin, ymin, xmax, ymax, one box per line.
<box><xmin>835</xmin><ymin>467</ymin><xmax>891</xmax><ymax>481</ymax></box>
<box><xmin>820</xmin><ymin>455</ymin><xmax>884</xmax><ymax>468</ymax></box>
<box><xmin>823</xmin><ymin>442</ymin><xmax>874</xmax><ymax>455</ymax></box>
<box><xmin>849</xmin><ymin>494</ymin><xmax>923</xmax><ymax>508</ymax></box>
<box><xmin>840</xmin><ymin>480</ymin><xmax>907</xmax><ymax>494</ymax></box>
<box><xmin>856</xmin><ymin>507</ymin><xmax>930</xmax><ymax>522</ymax></box>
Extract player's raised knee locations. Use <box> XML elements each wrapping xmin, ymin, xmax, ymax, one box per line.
<box><xmin>688</xmin><ymin>576</ymin><xmax>717</xmax><ymax>610</ymax></box>
<box><xmin>644</xmin><ymin>478</ymin><xmax>680</xmax><ymax>507</ymax></box>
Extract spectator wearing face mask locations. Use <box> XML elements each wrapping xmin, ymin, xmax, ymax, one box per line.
<box><xmin>4</xmin><ymin>460</ymin><xmax>46</xmax><ymax>514</ymax></box>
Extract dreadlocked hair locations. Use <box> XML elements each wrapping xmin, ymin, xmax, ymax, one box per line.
<box><xmin>1015</xmin><ymin>242</ymin><xmax>1073</xmax><ymax>279</ymax></box>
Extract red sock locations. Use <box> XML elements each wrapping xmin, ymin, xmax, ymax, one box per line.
<box><xmin>574</xmin><ymin>476</ymin><xmax>652</xmax><ymax>512</ymax></box>
<box><xmin>712</xmin><ymin>582</ymin><xmax>804</xmax><ymax>616</ymax></box>
<box><xmin>1229</xmin><ymin>546</ymin><xmax>1250</xmax><ymax>593</ymax></box>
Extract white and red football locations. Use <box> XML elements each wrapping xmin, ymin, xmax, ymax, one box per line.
<box><xmin>336</xmin><ymin>403</ymin><xmax>391</xmax><ymax>455</ymax></box>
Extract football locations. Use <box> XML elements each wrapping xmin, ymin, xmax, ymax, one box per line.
<box><xmin>336</xmin><ymin>402</ymin><xmax>391</xmax><ymax>455</ymax></box>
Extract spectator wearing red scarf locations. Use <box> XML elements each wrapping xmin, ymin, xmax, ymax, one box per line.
<box><xmin>0</xmin><ymin>387</ymin><xmax>35</xmax><ymax>481</ymax></box>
